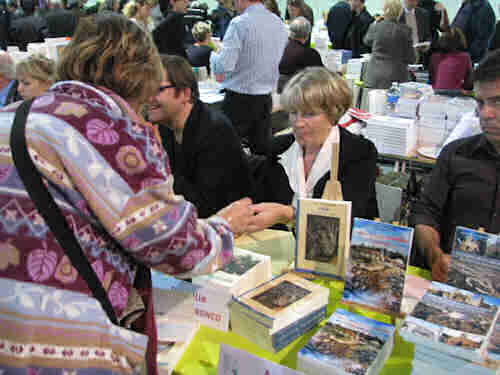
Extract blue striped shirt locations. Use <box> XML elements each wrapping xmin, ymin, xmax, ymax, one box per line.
<box><xmin>210</xmin><ymin>3</ymin><xmax>288</xmax><ymax>95</ymax></box>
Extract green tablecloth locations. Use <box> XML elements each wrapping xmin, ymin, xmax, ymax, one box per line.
<box><xmin>173</xmin><ymin>266</ymin><xmax>431</xmax><ymax>374</ymax></box>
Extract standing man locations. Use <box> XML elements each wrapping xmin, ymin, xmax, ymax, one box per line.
<box><xmin>399</xmin><ymin>0</ymin><xmax>432</xmax><ymax>47</ymax></box>
<box><xmin>410</xmin><ymin>50</ymin><xmax>500</xmax><ymax>281</ymax></box>
<box><xmin>347</xmin><ymin>0</ymin><xmax>374</xmax><ymax>56</ymax></box>
<box><xmin>210</xmin><ymin>0</ymin><xmax>288</xmax><ymax>155</ymax></box>
<box><xmin>153</xmin><ymin>0</ymin><xmax>189</xmax><ymax>57</ymax></box>
<box><xmin>452</xmin><ymin>0</ymin><xmax>495</xmax><ymax>64</ymax></box>
<box><xmin>326</xmin><ymin>0</ymin><xmax>352</xmax><ymax>50</ymax></box>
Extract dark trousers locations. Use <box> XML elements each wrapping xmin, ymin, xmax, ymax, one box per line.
<box><xmin>222</xmin><ymin>89</ymin><xmax>272</xmax><ymax>155</ymax></box>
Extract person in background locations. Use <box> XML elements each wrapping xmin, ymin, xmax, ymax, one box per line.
<box><xmin>326</xmin><ymin>0</ymin><xmax>352</xmax><ymax>49</ymax></box>
<box><xmin>262</xmin><ymin>0</ymin><xmax>280</xmax><ymax>18</ymax></box>
<box><xmin>100</xmin><ymin>0</ymin><xmax>121</xmax><ymax>11</ymax></box>
<box><xmin>345</xmin><ymin>0</ymin><xmax>374</xmax><ymax>57</ymax></box>
<box><xmin>44</xmin><ymin>0</ymin><xmax>79</xmax><ymax>37</ymax></box>
<box><xmin>286</xmin><ymin>0</ymin><xmax>313</xmax><ymax>45</ymax></box>
<box><xmin>150</xmin><ymin>55</ymin><xmax>253</xmax><ymax>218</ymax></box>
<box><xmin>278</xmin><ymin>16</ymin><xmax>323</xmax><ymax>93</ymax></box>
<box><xmin>16</xmin><ymin>53</ymin><xmax>55</xmax><ymax>100</ymax></box>
<box><xmin>210</xmin><ymin>0</ymin><xmax>233</xmax><ymax>40</ymax></box>
<box><xmin>429</xmin><ymin>27</ymin><xmax>472</xmax><ymax>91</ymax></box>
<box><xmin>0</xmin><ymin>0</ymin><xmax>10</xmax><ymax>50</ymax></box>
<box><xmin>410</xmin><ymin>50</ymin><xmax>500</xmax><ymax>282</ymax></box>
<box><xmin>247</xmin><ymin>67</ymin><xmax>379</xmax><ymax>232</ymax></box>
<box><xmin>9</xmin><ymin>0</ymin><xmax>47</xmax><ymax>51</ymax></box>
<box><xmin>153</xmin><ymin>0</ymin><xmax>189</xmax><ymax>57</ymax></box>
<box><xmin>210</xmin><ymin>0</ymin><xmax>288</xmax><ymax>155</ymax></box>
<box><xmin>187</xmin><ymin>21</ymin><xmax>212</xmax><ymax>73</ymax></box>
<box><xmin>122</xmin><ymin>0</ymin><xmax>155</xmax><ymax>31</ymax></box>
<box><xmin>184</xmin><ymin>0</ymin><xmax>209</xmax><ymax>45</ymax></box>
<box><xmin>0</xmin><ymin>12</ymin><xmax>254</xmax><ymax>375</ymax></box>
<box><xmin>451</xmin><ymin>0</ymin><xmax>495</xmax><ymax>63</ymax></box>
<box><xmin>0</xmin><ymin>51</ymin><xmax>20</xmax><ymax>107</ymax></box>
<box><xmin>399</xmin><ymin>0</ymin><xmax>432</xmax><ymax>64</ymax></box>
<box><xmin>363</xmin><ymin>0</ymin><xmax>416</xmax><ymax>89</ymax></box>
<box><xmin>418</xmin><ymin>0</ymin><xmax>449</xmax><ymax>41</ymax></box>
<box><xmin>488</xmin><ymin>4</ymin><xmax>500</xmax><ymax>51</ymax></box>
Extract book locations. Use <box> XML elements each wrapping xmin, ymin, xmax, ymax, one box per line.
<box><xmin>448</xmin><ymin>226</ymin><xmax>500</xmax><ymax>298</ymax></box>
<box><xmin>341</xmin><ymin>218</ymin><xmax>414</xmax><ymax>315</ymax></box>
<box><xmin>296</xmin><ymin>308</ymin><xmax>395</xmax><ymax>375</ymax></box>
<box><xmin>193</xmin><ymin>247</ymin><xmax>272</xmax><ymax>297</ymax></box>
<box><xmin>295</xmin><ymin>198</ymin><xmax>352</xmax><ymax>280</ymax></box>
<box><xmin>230</xmin><ymin>273</ymin><xmax>329</xmax><ymax>352</ymax></box>
<box><xmin>217</xmin><ymin>343</ymin><xmax>305</xmax><ymax>375</ymax></box>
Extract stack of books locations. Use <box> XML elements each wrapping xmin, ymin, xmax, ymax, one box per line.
<box><xmin>417</xmin><ymin>95</ymin><xmax>452</xmax><ymax>148</ymax></box>
<box><xmin>400</xmin><ymin>281</ymin><xmax>500</xmax><ymax>372</ymax></box>
<box><xmin>364</xmin><ymin>115</ymin><xmax>417</xmax><ymax>156</ymax></box>
<box><xmin>296</xmin><ymin>308</ymin><xmax>395</xmax><ymax>375</ymax></box>
<box><xmin>342</xmin><ymin>218</ymin><xmax>414</xmax><ymax>316</ymax></box>
<box><xmin>230</xmin><ymin>272</ymin><xmax>329</xmax><ymax>353</ymax></box>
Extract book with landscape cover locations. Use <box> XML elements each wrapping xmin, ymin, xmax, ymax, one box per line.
<box><xmin>230</xmin><ymin>272</ymin><xmax>329</xmax><ymax>352</ymax></box>
<box><xmin>295</xmin><ymin>198</ymin><xmax>352</xmax><ymax>280</ymax></box>
<box><xmin>341</xmin><ymin>218</ymin><xmax>414</xmax><ymax>315</ymax></box>
<box><xmin>296</xmin><ymin>308</ymin><xmax>395</xmax><ymax>375</ymax></box>
<box><xmin>193</xmin><ymin>247</ymin><xmax>272</xmax><ymax>297</ymax></box>
<box><xmin>448</xmin><ymin>226</ymin><xmax>500</xmax><ymax>298</ymax></box>
<box><xmin>400</xmin><ymin>285</ymin><xmax>500</xmax><ymax>361</ymax></box>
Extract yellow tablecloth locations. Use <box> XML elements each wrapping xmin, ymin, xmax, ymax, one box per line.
<box><xmin>173</xmin><ymin>264</ymin><xmax>431</xmax><ymax>375</ymax></box>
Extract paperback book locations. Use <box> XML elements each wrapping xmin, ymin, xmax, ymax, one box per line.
<box><xmin>448</xmin><ymin>226</ymin><xmax>500</xmax><ymax>298</ymax></box>
<box><xmin>400</xmin><ymin>283</ymin><xmax>500</xmax><ymax>361</ymax></box>
<box><xmin>230</xmin><ymin>273</ymin><xmax>329</xmax><ymax>353</ymax></box>
<box><xmin>295</xmin><ymin>198</ymin><xmax>352</xmax><ymax>280</ymax></box>
<box><xmin>342</xmin><ymin>218</ymin><xmax>414</xmax><ymax>315</ymax></box>
<box><xmin>193</xmin><ymin>247</ymin><xmax>272</xmax><ymax>297</ymax></box>
<box><xmin>296</xmin><ymin>308</ymin><xmax>395</xmax><ymax>375</ymax></box>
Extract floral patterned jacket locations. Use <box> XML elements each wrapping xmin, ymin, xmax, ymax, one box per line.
<box><xmin>0</xmin><ymin>81</ymin><xmax>234</xmax><ymax>374</ymax></box>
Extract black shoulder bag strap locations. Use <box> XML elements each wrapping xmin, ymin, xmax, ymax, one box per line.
<box><xmin>10</xmin><ymin>99</ymin><xmax>119</xmax><ymax>326</ymax></box>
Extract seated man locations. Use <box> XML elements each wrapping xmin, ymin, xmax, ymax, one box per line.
<box><xmin>278</xmin><ymin>16</ymin><xmax>323</xmax><ymax>93</ymax></box>
<box><xmin>0</xmin><ymin>52</ymin><xmax>20</xmax><ymax>107</ymax></box>
<box><xmin>410</xmin><ymin>50</ymin><xmax>500</xmax><ymax>282</ymax></box>
<box><xmin>149</xmin><ymin>55</ymin><xmax>253</xmax><ymax>218</ymax></box>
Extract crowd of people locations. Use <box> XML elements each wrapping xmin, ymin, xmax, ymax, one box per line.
<box><xmin>0</xmin><ymin>0</ymin><xmax>499</xmax><ymax>374</ymax></box>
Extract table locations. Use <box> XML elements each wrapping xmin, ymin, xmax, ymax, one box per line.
<box><xmin>171</xmin><ymin>230</ymin><xmax>432</xmax><ymax>375</ymax></box>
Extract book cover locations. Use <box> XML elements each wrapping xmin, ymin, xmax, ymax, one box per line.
<box><xmin>297</xmin><ymin>308</ymin><xmax>395</xmax><ymax>375</ymax></box>
<box><xmin>448</xmin><ymin>227</ymin><xmax>500</xmax><ymax>298</ymax></box>
<box><xmin>295</xmin><ymin>198</ymin><xmax>352</xmax><ymax>280</ymax></box>
<box><xmin>342</xmin><ymin>218</ymin><xmax>414</xmax><ymax>315</ymax></box>
<box><xmin>232</xmin><ymin>273</ymin><xmax>329</xmax><ymax>333</ymax></box>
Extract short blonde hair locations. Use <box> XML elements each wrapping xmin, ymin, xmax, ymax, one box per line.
<box><xmin>383</xmin><ymin>0</ymin><xmax>402</xmax><ymax>21</ymax></box>
<box><xmin>192</xmin><ymin>21</ymin><xmax>211</xmax><ymax>42</ymax></box>
<box><xmin>280</xmin><ymin>67</ymin><xmax>352</xmax><ymax>125</ymax></box>
<box><xmin>122</xmin><ymin>0</ymin><xmax>156</xmax><ymax>18</ymax></box>
<box><xmin>57</xmin><ymin>13</ymin><xmax>162</xmax><ymax>105</ymax></box>
<box><xmin>16</xmin><ymin>54</ymin><xmax>56</xmax><ymax>84</ymax></box>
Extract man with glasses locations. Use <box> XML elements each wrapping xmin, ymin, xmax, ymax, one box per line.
<box><xmin>410</xmin><ymin>50</ymin><xmax>500</xmax><ymax>282</ymax></box>
<box><xmin>149</xmin><ymin>55</ymin><xmax>252</xmax><ymax>218</ymax></box>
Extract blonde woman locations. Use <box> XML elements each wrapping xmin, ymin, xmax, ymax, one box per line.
<box><xmin>16</xmin><ymin>54</ymin><xmax>56</xmax><ymax>100</ymax></box>
<box><xmin>187</xmin><ymin>21</ymin><xmax>213</xmax><ymax>73</ymax></box>
<box><xmin>122</xmin><ymin>0</ymin><xmax>156</xmax><ymax>32</ymax></box>
<box><xmin>363</xmin><ymin>0</ymin><xmax>416</xmax><ymax>89</ymax></box>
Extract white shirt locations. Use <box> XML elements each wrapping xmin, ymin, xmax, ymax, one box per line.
<box><xmin>210</xmin><ymin>3</ymin><xmax>288</xmax><ymax>95</ymax></box>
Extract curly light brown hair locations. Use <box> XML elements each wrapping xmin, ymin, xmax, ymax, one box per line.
<box><xmin>16</xmin><ymin>54</ymin><xmax>56</xmax><ymax>84</ymax></box>
<box><xmin>57</xmin><ymin>12</ymin><xmax>162</xmax><ymax>104</ymax></box>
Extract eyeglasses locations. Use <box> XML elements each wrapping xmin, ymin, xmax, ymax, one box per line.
<box><xmin>476</xmin><ymin>97</ymin><xmax>500</xmax><ymax>112</ymax></box>
<box><xmin>288</xmin><ymin>112</ymin><xmax>318</xmax><ymax>122</ymax></box>
<box><xmin>158</xmin><ymin>84</ymin><xmax>175</xmax><ymax>94</ymax></box>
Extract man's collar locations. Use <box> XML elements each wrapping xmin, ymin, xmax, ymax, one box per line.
<box><xmin>457</xmin><ymin>133</ymin><xmax>500</xmax><ymax>159</ymax></box>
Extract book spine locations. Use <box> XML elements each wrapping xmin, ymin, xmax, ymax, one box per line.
<box><xmin>271</xmin><ymin>306</ymin><xmax>327</xmax><ymax>343</ymax></box>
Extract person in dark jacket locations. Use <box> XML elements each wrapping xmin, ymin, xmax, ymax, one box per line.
<box><xmin>44</xmin><ymin>5</ymin><xmax>79</xmax><ymax>37</ymax></box>
<box><xmin>345</xmin><ymin>0</ymin><xmax>374</xmax><ymax>57</ymax></box>
<box><xmin>0</xmin><ymin>0</ymin><xmax>10</xmax><ymax>50</ymax></box>
<box><xmin>210</xmin><ymin>0</ymin><xmax>233</xmax><ymax>40</ymax></box>
<box><xmin>326</xmin><ymin>0</ymin><xmax>352</xmax><ymax>49</ymax></box>
<box><xmin>278</xmin><ymin>16</ymin><xmax>323</xmax><ymax>93</ymax></box>
<box><xmin>153</xmin><ymin>0</ymin><xmax>188</xmax><ymax>57</ymax></box>
<box><xmin>187</xmin><ymin>20</ymin><xmax>212</xmax><ymax>73</ymax></box>
<box><xmin>452</xmin><ymin>0</ymin><xmax>495</xmax><ymax>63</ymax></box>
<box><xmin>149</xmin><ymin>55</ymin><xmax>253</xmax><ymax>218</ymax></box>
<box><xmin>9</xmin><ymin>0</ymin><xmax>47</xmax><ymax>51</ymax></box>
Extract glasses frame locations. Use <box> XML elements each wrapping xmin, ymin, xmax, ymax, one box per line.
<box><xmin>157</xmin><ymin>84</ymin><xmax>176</xmax><ymax>94</ymax></box>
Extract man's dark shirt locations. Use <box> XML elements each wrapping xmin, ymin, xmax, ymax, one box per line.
<box><xmin>411</xmin><ymin>134</ymin><xmax>500</xmax><ymax>253</ymax></box>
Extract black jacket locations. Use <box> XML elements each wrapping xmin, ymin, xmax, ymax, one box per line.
<box><xmin>276</xmin><ymin>127</ymin><xmax>379</xmax><ymax>221</ymax></box>
<box><xmin>327</xmin><ymin>1</ymin><xmax>352</xmax><ymax>49</ymax></box>
<box><xmin>153</xmin><ymin>11</ymin><xmax>188</xmax><ymax>58</ymax></box>
<box><xmin>9</xmin><ymin>13</ymin><xmax>47</xmax><ymax>51</ymax></box>
<box><xmin>157</xmin><ymin>100</ymin><xmax>252</xmax><ymax>218</ymax></box>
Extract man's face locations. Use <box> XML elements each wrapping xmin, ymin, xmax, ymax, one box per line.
<box><xmin>350</xmin><ymin>0</ymin><xmax>362</xmax><ymax>12</ymax></box>
<box><xmin>233</xmin><ymin>0</ymin><xmax>248</xmax><ymax>14</ymax></box>
<box><xmin>405</xmin><ymin>0</ymin><xmax>417</xmax><ymax>9</ymax></box>
<box><xmin>475</xmin><ymin>79</ymin><xmax>500</xmax><ymax>150</ymax></box>
<box><xmin>173</xmin><ymin>0</ymin><xmax>189</xmax><ymax>13</ymax></box>
<box><xmin>148</xmin><ymin>69</ymin><xmax>184</xmax><ymax>128</ymax></box>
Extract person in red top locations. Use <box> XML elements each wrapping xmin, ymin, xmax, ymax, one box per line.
<box><xmin>429</xmin><ymin>27</ymin><xmax>473</xmax><ymax>91</ymax></box>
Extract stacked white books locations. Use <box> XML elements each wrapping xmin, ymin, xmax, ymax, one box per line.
<box><xmin>400</xmin><ymin>282</ymin><xmax>500</xmax><ymax>363</ymax></box>
<box><xmin>296</xmin><ymin>308</ymin><xmax>395</xmax><ymax>375</ymax></box>
<box><xmin>230</xmin><ymin>273</ymin><xmax>329</xmax><ymax>353</ymax></box>
<box><xmin>342</xmin><ymin>218</ymin><xmax>414</xmax><ymax>315</ymax></box>
<box><xmin>364</xmin><ymin>115</ymin><xmax>417</xmax><ymax>156</ymax></box>
<box><xmin>193</xmin><ymin>247</ymin><xmax>272</xmax><ymax>298</ymax></box>
<box><xmin>325</xmin><ymin>50</ymin><xmax>353</xmax><ymax>72</ymax></box>
<box><xmin>417</xmin><ymin>95</ymin><xmax>452</xmax><ymax>148</ymax></box>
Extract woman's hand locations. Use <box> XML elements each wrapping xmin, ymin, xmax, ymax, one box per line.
<box><xmin>247</xmin><ymin>203</ymin><xmax>294</xmax><ymax>233</ymax></box>
<box><xmin>216</xmin><ymin>197</ymin><xmax>254</xmax><ymax>237</ymax></box>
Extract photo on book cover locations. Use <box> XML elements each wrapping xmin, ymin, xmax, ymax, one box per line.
<box><xmin>295</xmin><ymin>199</ymin><xmax>351</xmax><ymax>280</ymax></box>
<box><xmin>252</xmin><ymin>280</ymin><xmax>311</xmax><ymax>311</ymax></box>
<box><xmin>448</xmin><ymin>227</ymin><xmax>500</xmax><ymax>298</ymax></box>
<box><xmin>342</xmin><ymin>218</ymin><xmax>413</xmax><ymax>315</ymax></box>
<box><xmin>222</xmin><ymin>253</ymin><xmax>261</xmax><ymax>276</ymax></box>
